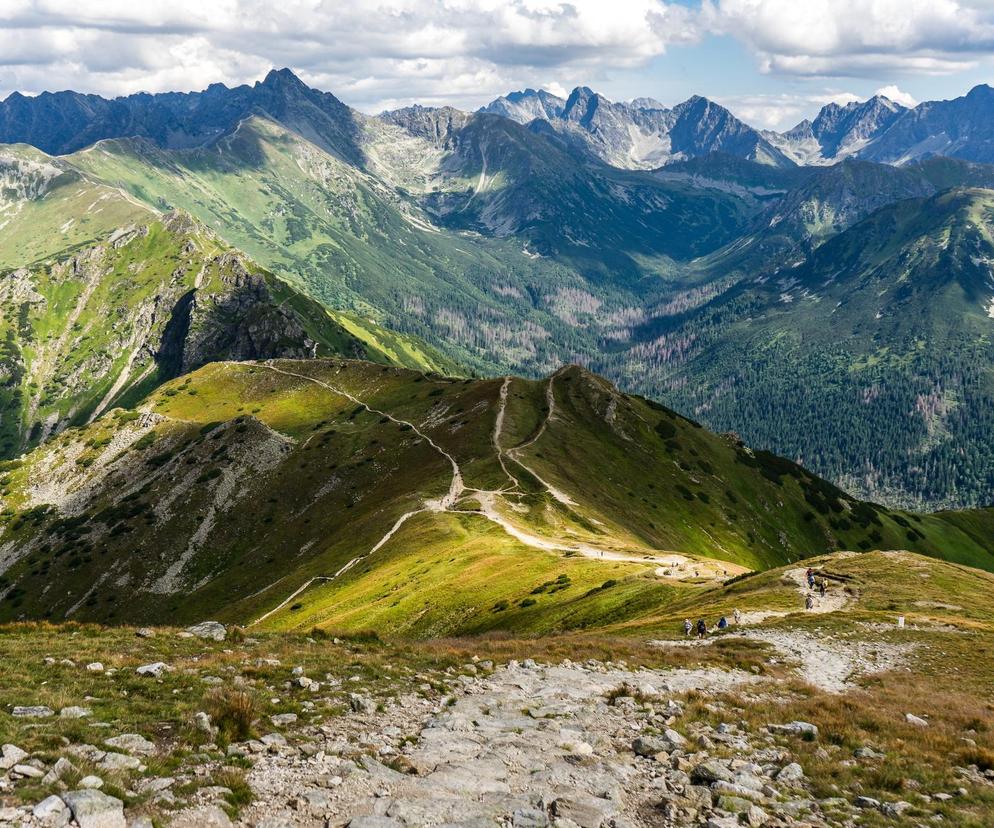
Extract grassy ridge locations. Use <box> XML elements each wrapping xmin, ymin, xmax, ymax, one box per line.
<box><xmin>0</xmin><ymin>358</ymin><xmax>991</xmax><ymax>635</ymax></box>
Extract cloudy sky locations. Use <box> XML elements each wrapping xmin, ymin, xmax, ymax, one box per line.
<box><xmin>1</xmin><ymin>0</ymin><xmax>993</xmax><ymax>130</ymax></box>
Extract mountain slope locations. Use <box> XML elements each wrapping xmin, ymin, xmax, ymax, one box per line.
<box><xmin>0</xmin><ymin>68</ymin><xmax>366</xmax><ymax>162</ymax></box>
<box><xmin>481</xmin><ymin>86</ymin><xmax>794</xmax><ymax>170</ymax></box>
<box><xmin>0</xmin><ymin>142</ymin><xmax>456</xmax><ymax>457</ymax></box>
<box><xmin>64</xmin><ymin>113</ymin><xmax>768</xmax><ymax>379</ymax></box>
<box><xmin>769</xmin><ymin>95</ymin><xmax>908</xmax><ymax>165</ymax></box>
<box><xmin>1</xmin><ymin>359</ymin><xmax>992</xmax><ymax>632</ymax></box>
<box><xmin>861</xmin><ymin>84</ymin><xmax>994</xmax><ymax>165</ymax></box>
<box><xmin>634</xmin><ymin>188</ymin><xmax>994</xmax><ymax>509</ymax></box>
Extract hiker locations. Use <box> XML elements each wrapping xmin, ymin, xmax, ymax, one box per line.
<box><xmin>819</xmin><ymin>579</ymin><xmax>827</xmax><ymax>597</ymax></box>
<box><xmin>733</xmin><ymin>608</ymin><xmax>742</xmax><ymax>625</ymax></box>
<box><xmin>717</xmin><ymin>616</ymin><xmax>728</xmax><ymax>630</ymax></box>
<box><xmin>806</xmin><ymin>568</ymin><xmax>815</xmax><ymax>589</ymax></box>
<box><xmin>696</xmin><ymin>619</ymin><xmax>707</xmax><ymax>639</ymax></box>
<box><xmin>683</xmin><ymin>619</ymin><xmax>692</xmax><ymax>637</ymax></box>
<box><xmin>805</xmin><ymin>593</ymin><xmax>815</xmax><ymax>610</ymax></box>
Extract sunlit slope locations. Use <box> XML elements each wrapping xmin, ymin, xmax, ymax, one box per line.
<box><xmin>0</xmin><ymin>206</ymin><xmax>453</xmax><ymax>459</ymax></box>
<box><xmin>1</xmin><ymin>359</ymin><xmax>991</xmax><ymax>634</ymax></box>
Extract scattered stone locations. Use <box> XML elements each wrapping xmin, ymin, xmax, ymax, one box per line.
<box><xmin>79</xmin><ymin>776</ymin><xmax>104</xmax><ymax>790</ymax></box>
<box><xmin>11</xmin><ymin>705</ymin><xmax>54</xmax><ymax>718</ymax></box>
<box><xmin>42</xmin><ymin>757</ymin><xmax>75</xmax><ymax>785</ymax></box>
<box><xmin>135</xmin><ymin>628</ymin><xmax>155</xmax><ymax>638</ymax></box>
<box><xmin>551</xmin><ymin>795</ymin><xmax>617</xmax><ymax>827</ymax></box>
<box><xmin>136</xmin><ymin>662</ymin><xmax>169</xmax><ymax>678</ymax></box>
<box><xmin>61</xmin><ymin>706</ymin><xmax>92</xmax><ymax>719</ymax></box>
<box><xmin>137</xmin><ymin>777</ymin><xmax>175</xmax><ymax>795</ymax></box>
<box><xmin>104</xmin><ymin>734</ymin><xmax>156</xmax><ymax>756</ymax></box>
<box><xmin>86</xmin><ymin>663</ymin><xmax>105</xmax><ymax>673</ymax></box>
<box><xmin>776</xmin><ymin>762</ymin><xmax>805</xmax><ymax>784</ymax></box>
<box><xmin>97</xmin><ymin>752</ymin><xmax>142</xmax><ymax>771</ymax></box>
<box><xmin>0</xmin><ymin>744</ymin><xmax>28</xmax><ymax>770</ymax></box>
<box><xmin>770</xmin><ymin>720</ymin><xmax>818</xmax><ymax>738</ymax></box>
<box><xmin>61</xmin><ymin>789</ymin><xmax>126</xmax><ymax>828</ymax></box>
<box><xmin>271</xmin><ymin>713</ymin><xmax>298</xmax><ymax>727</ymax></box>
<box><xmin>166</xmin><ymin>805</ymin><xmax>232</xmax><ymax>827</ymax></box>
<box><xmin>854</xmin><ymin>795</ymin><xmax>881</xmax><ymax>809</ymax></box>
<box><xmin>33</xmin><ymin>795</ymin><xmax>68</xmax><ymax>821</ymax></box>
<box><xmin>632</xmin><ymin>735</ymin><xmax>668</xmax><ymax>758</ymax></box>
<box><xmin>745</xmin><ymin>804</ymin><xmax>768</xmax><ymax>827</ymax></box>
<box><xmin>12</xmin><ymin>763</ymin><xmax>45</xmax><ymax>779</ymax></box>
<box><xmin>193</xmin><ymin>711</ymin><xmax>214</xmax><ymax>734</ymax></box>
<box><xmin>185</xmin><ymin>621</ymin><xmax>227</xmax><ymax>641</ymax></box>
<box><xmin>349</xmin><ymin>693</ymin><xmax>375</xmax><ymax>714</ymax></box>
<box><xmin>905</xmin><ymin>713</ymin><xmax>929</xmax><ymax>727</ymax></box>
<box><xmin>691</xmin><ymin>759</ymin><xmax>736</xmax><ymax>785</ymax></box>
<box><xmin>882</xmin><ymin>801</ymin><xmax>913</xmax><ymax>817</ymax></box>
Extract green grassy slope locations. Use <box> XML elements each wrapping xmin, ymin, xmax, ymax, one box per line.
<box><xmin>1</xmin><ymin>143</ymin><xmax>458</xmax><ymax>457</ymax></box>
<box><xmin>63</xmin><ymin>117</ymin><xmax>762</xmax><ymax>378</ymax></box>
<box><xmin>0</xmin><ymin>145</ymin><xmax>149</xmax><ymax>268</ymax></box>
<box><xmin>0</xmin><ymin>207</ymin><xmax>451</xmax><ymax>460</ymax></box>
<box><xmin>616</xmin><ymin>548</ymin><xmax>994</xmax><ymax>637</ymax></box>
<box><xmin>0</xmin><ymin>358</ymin><xmax>990</xmax><ymax>635</ymax></box>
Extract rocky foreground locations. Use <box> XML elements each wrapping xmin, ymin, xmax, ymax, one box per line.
<box><xmin>1</xmin><ymin>619</ymin><xmax>990</xmax><ymax>828</ymax></box>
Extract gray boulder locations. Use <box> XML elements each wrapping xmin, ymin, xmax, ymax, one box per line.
<box><xmin>768</xmin><ymin>721</ymin><xmax>818</xmax><ymax>738</ymax></box>
<box><xmin>691</xmin><ymin>759</ymin><xmax>737</xmax><ymax>785</ymax></box>
<box><xmin>0</xmin><ymin>744</ymin><xmax>28</xmax><ymax>770</ymax></box>
<box><xmin>775</xmin><ymin>762</ymin><xmax>805</xmax><ymax>784</ymax></box>
<box><xmin>11</xmin><ymin>705</ymin><xmax>54</xmax><ymax>718</ymax></box>
<box><xmin>167</xmin><ymin>806</ymin><xmax>232</xmax><ymax>827</ymax></box>
<box><xmin>104</xmin><ymin>734</ymin><xmax>156</xmax><ymax>756</ymax></box>
<box><xmin>61</xmin><ymin>789</ymin><xmax>125</xmax><ymax>828</ymax></box>
<box><xmin>185</xmin><ymin>622</ymin><xmax>227</xmax><ymax>641</ymax></box>
<box><xmin>33</xmin><ymin>795</ymin><xmax>69</xmax><ymax>821</ymax></box>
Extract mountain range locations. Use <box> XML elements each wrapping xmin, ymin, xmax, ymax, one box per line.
<box><xmin>3</xmin><ymin>68</ymin><xmax>994</xmax><ymax>513</ymax></box>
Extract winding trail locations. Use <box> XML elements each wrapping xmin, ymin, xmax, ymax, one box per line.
<box><xmin>246</xmin><ymin>361</ymin><xmax>465</xmax><ymax>627</ymax></box>
<box><xmin>736</xmin><ymin>567</ymin><xmax>853</xmax><ymax>625</ymax></box>
<box><xmin>650</xmin><ymin>564</ymin><xmax>900</xmax><ymax>693</ymax></box>
<box><xmin>246</xmin><ymin>362</ymin><xmax>742</xmax><ymax>625</ymax></box>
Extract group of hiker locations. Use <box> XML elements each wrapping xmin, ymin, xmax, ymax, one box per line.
<box><xmin>805</xmin><ymin>567</ymin><xmax>829</xmax><ymax>609</ymax></box>
<box><xmin>683</xmin><ymin>607</ymin><xmax>742</xmax><ymax>638</ymax></box>
<box><xmin>683</xmin><ymin>567</ymin><xmax>834</xmax><ymax>636</ymax></box>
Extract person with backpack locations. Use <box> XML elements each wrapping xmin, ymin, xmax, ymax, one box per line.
<box><xmin>696</xmin><ymin>619</ymin><xmax>707</xmax><ymax>639</ymax></box>
<box><xmin>819</xmin><ymin>579</ymin><xmax>827</xmax><ymax>597</ymax></box>
<box><xmin>717</xmin><ymin>616</ymin><xmax>728</xmax><ymax>630</ymax></box>
<box><xmin>805</xmin><ymin>594</ymin><xmax>815</xmax><ymax>610</ymax></box>
<box><xmin>683</xmin><ymin>619</ymin><xmax>692</xmax><ymax>637</ymax></box>
<box><xmin>807</xmin><ymin>568</ymin><xmax>815</xmax><ymax>589</ymax></box>
<box><xmin>733</xmin><ymin>608</ymin><xmax>742</xmax><ymax>625</ymax></box>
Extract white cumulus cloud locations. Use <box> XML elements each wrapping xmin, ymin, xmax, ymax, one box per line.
<box><xmin>708</xmin><ymin>0</ymin><xmax>994</xmax><ymax>77</ymax></box>
<box><xmin>0</xmin><ymin>0</ymin><xmax>705</xmax><ymax>111</ymax></box>
<box><xmin>874</xmin><ymin>85</ymin><xmax>918</xmax><ymax>107</ymax></box>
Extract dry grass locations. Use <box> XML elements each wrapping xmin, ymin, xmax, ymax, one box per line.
<box><xmin>680</xmin><ymin>630</ymin><xmax>994</xmax><ymax>826</ymax></box>
<box><xmin>204</xmin><ymin>688</ymin><xmax>258</xmax><ymax>745</ymax></box>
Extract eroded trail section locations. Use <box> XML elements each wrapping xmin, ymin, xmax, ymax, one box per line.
<box><xmin>236</xmin><ymin>659</ymin><xmax>761</xmax><ymax>827</ymax></box>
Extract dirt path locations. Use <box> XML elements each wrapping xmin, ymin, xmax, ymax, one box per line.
<box><xmin>737</xmin><ymin>567</ymin><xmax>853</xmax><ymax>624</ymax></box>
<box><xmin>654</xmin><ymin>565</ymin><xmax>914</xmax><ymax>692</ymax></box>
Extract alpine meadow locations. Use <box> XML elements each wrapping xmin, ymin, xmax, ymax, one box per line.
<box><xmin>4</xmin><ymin>3</ymin><xmax>994</xmax><ymax>827</ymax></box>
